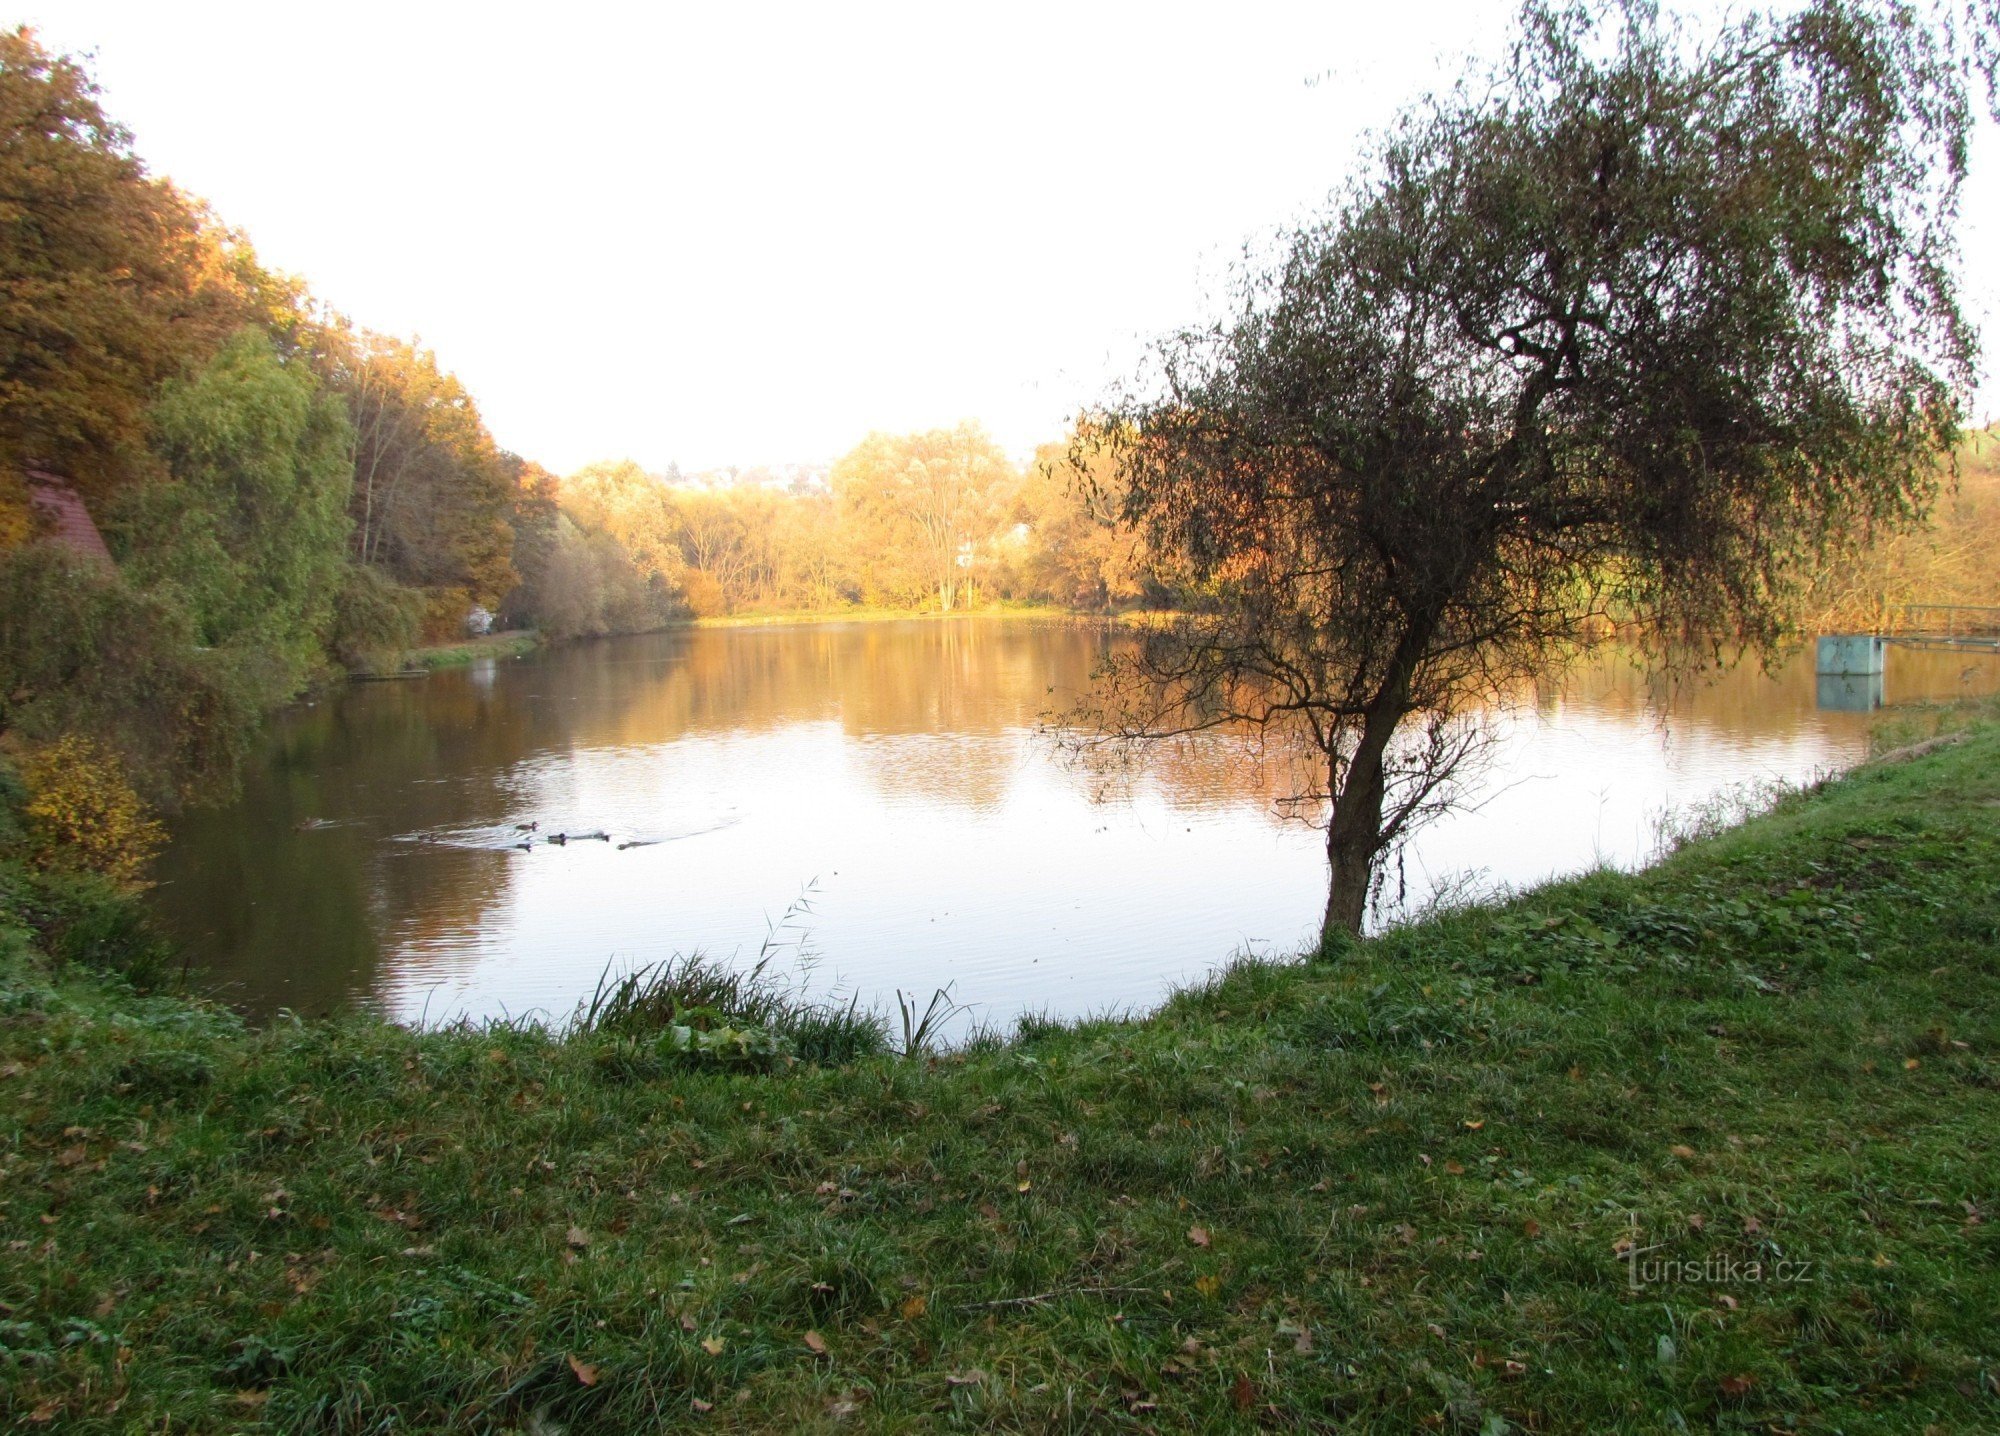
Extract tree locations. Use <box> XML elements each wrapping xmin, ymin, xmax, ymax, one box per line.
<box><xmin>0</xmin><ymin>29</ymin><xmax>252</xmax><ymax>500</ymax></box>
<box><xmin>114</xmin><ymin>329</ymin><xmax>353</xmax><ymax>704</ymax></box>
<box><xmin>833</xmin><ymin>424</ymin><xmax>1017</xmax><ymax>611</ymax></box>
<box><xmin>1020</xmin><ymin>427</ymin><xmax>1150</xmax><ymax>611</ymax></box>
<box><xmin>1082</xmin><ymin>0</ymin><xmax>1980</xmax><ymax>939</ymax></box>
<box><xmin>322</xmin><ymin>328</ymin><xmax>516</xmax><ymax>606</ymax></box>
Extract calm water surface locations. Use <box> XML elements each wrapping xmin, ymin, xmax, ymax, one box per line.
<box><xmin>151</xmin><ymin>620</ymin><xmax>1998</xmax><ymax>1031</ymax></box>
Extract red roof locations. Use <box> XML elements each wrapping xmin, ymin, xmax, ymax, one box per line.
<box><xmin>25</xmin><ymin>470</ymin><xmax>112</xmax><ymax>564</ymax></box>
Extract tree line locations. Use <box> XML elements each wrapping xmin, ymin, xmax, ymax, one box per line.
<box><xmin>0</xmin><ymin>26</ymin><xmax>1145</xmax><ymax>821</ymax></box>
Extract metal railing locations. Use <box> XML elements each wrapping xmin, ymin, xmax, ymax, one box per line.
<box><xmin>1887</xmin><ymin>603</ymin><xmax>2000</xmax><ymax>649</ymax></box>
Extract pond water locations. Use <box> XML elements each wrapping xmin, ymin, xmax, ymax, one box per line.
<box><xmin>150</xmin><ymin>619</ymin><xmax>1998</xmax><ymax>1033</ymax></box>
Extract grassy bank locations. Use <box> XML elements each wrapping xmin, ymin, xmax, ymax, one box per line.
<box><xmin>1</xmin><ymin>721</ymin><xmax>1997</xmax><ymax>1432</ymax></box>
<box><xmin>404</xmin><ymin>631</ymin><xmax>540</xmax><ymax>671</ymax></box>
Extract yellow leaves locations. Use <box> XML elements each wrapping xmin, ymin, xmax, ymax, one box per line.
<box><xmin>19</xmin><ymin>734</ymin><xmax>164</xmax><ymax>885</ymax></box>
<box><xmin>700</xmin><ymin>1336</ymin><xmax>726</xmax><ymax>1357</ymax></box>
<box><xmin>1194</xmin><ymin>1274</ymin><xmax>1222</xmax><ymax>1298</ymax></box>
<box><xmin>1669</xmin><ymin>1144</ymin><xmax>1697</xmax><ymax>1160</ymax></box>
<box><xmin>898</xmin><ymin>1294</ymin><xmax>927</xmax><ymax>1320</ymax></box>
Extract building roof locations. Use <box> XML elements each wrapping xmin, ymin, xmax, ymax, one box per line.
<box><xmin>25</xmin><ymin>470</ymin><xmax>113</xmax><ymax>564</ymax></box>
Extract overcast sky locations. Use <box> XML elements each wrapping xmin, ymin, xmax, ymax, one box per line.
<box><xmin>18</xmin><ymin>1</ymin><xmax>2000</xmax><ymax>473</ymax></box>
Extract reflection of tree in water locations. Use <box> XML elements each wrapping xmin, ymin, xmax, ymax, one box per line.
<box><xmin>151</xmin><ymin>674</ymin><xmax>544</xmax><ymax>1016</ymax></box>
<box><xmin>153</xmin><ymin>622</ymin><xmax>1988</xmax><ymax>1020</ymax></box>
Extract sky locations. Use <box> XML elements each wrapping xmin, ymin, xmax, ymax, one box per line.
<box><xmin>17</xmin><ymin>1</ymin><xmax>2000</xmax><ymax>474</ymax></box>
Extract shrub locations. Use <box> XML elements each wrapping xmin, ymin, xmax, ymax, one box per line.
<box><xmin>0</xmin><ymin>544</ymin><xmax>259</xmax><ymax>801</ymax></box>
<box><xmin>19</xmin><ymin>733</ymin><xmax>165</xmax><ymax>885</ymax></box>
<box><xmin>328</xmin><ymin>563</ymin><xmax>425</xmax><ymax>672</ymax></box>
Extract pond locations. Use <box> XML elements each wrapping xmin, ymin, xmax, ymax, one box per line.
<box><xmin>150</xmin><ymin>619</ymin><xmax>1998</xmax><ymax>1033</ymax></box>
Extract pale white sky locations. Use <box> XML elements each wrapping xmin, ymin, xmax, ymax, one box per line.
<box><xmin>19</xmin><ymin>1</ymin><xmax>2000</xmax><ymax>472</ymax></box>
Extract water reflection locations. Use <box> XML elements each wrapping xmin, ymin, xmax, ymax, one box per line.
<box><xmin>150</xmin><ymin>621</ymin><xmax>1999</xmax><ymax>1031</ymax></box>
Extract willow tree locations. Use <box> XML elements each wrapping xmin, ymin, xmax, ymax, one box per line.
<box><xmin>1084</xmin><ymin>0</ymin><xmax>1981</xmax><ymax>939</ymax></box>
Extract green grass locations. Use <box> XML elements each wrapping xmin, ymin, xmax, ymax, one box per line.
<box><xmin>405</xmin><ymin>631</ymin><xmax>540</xmax><ymax>670</ymax></box>
<box><xmin>1</xmin><ymin>721</ymin><xmax>1997</xmax><ymax>1431</ymax></box>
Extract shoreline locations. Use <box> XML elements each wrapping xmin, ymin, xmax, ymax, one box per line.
<box><xmin>1</xmin><ymin>703</ymin><xmax>1994</xmax><ymax>1427</ymax></box>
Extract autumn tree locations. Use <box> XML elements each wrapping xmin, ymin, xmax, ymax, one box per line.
<box><xmin>1020</xmin><ymin>427</ymin><xmax>1150</xmax><ymax>611</ymax></box>
<box><xmin>322</xmin><ymin>329</ymin><xmax>516</xmax><ymax>609</ymax></box>
<box><xmin>1083</xmin><ymin>0</ymin><xmax>1981</xmax><ymax>939</ymax></box>
<box><xmin>834</xmin><ymin>424</ymin><xmax>1017</xmax><ymax>610</ymax></box>
<box><xmin>0</xmin><ymin>28</ymin><xmax>254</xmax><ymax>501</ymax></box>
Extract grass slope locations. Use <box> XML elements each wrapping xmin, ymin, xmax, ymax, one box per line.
<box><xmin>1</xmin><ymin>726</ymin><xmax>1997</xmax><ymax>1433</ymax></box>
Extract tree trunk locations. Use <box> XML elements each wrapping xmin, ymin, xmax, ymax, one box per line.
<box><xmin>1320</xmin><ymin>679</ymin><xmax>1415</xmax><ymax>940</ymax></box>
<box><xmin>1322</xmin><ymin>735</ymin><xmax>1388</xmax><ymax>939</ymax></box>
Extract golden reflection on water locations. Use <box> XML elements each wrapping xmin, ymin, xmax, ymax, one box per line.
<box><xmin>151</xmin><ymin>621</ymin><xmax>1997</xmax><ymax>1029</ymax></box>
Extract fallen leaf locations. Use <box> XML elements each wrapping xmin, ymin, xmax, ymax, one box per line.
<box><xmin>679</xmin><ymin>1313</ymin><xmax>698</xmax><ymax>1332</ymax></box>
<box><xmin>899</xmin><ymin>1295</ymin><xmax>927</xmax><ymax>1319</ymax></box>
<box><xmin>568</xmin><ymin>1354</ymin><xmax>599</xmax><ymax>1386</ymax></box>
<box><xmin>1742</xmin><ymin>1216</ymin><xmax>1762</xmax><ymax>1236</ymax></box>
<box><xmin>701</xmin><ymin>1336</ymin><xmax>726</xmax><ymax>1356</ymax></box>
<box><xmin>1464</xmin><ymin>1119</ymin><xmax>1485</xmax><ymax>1130</ymax></box>
<box><xmin>1444</xmin><ymin>1160</ymin><xmax>1466</xmax><ymax>1176</ymax></box>
<box><xmin>1017</xmin><ymin>1180</ymin><xmax>1032</xmax><ymax>1193</ymax></box>
<box><xmin>566</xmin><ymin>1225</ymin><xmax>591</xmax><ymax>1249</ymax></box>
<box><xmin>1719</xmin><ymin>1373</ymin><xmax>1756</xmax><ymax>1399</ymax></box>
<box><xmin>1187</xmin><ymin>1225</ymin><xmax>1211</xmax><ymax>1248</ymax></box>
<box><xmin>1522</xmin><ymin>1218</ymin><xmax>1542</xmax><ymax>1238</ymax></box>
<box><xmin>1904</xmin><ymin>1058</ymin><xmax>1920</xmax><ymax>1070</ymax></box>
<box><xmin>690</xmin><ymin>1396</ymin><xmax>714</xmax><ymax>1413</ymax></box>
<box><xmin>1670</xmin><ymin>1144</ymin><xmax>1696</xmax><ymax>1159</ymax></box>
<box><xmin>946</xmin><ymin>1369</ymin><xmax>986</xmax><ymax>1387</ymax></box>
<box><xmin>1194</xmin><ymin>1274</ymin><xmax>1222</xmax><ymax>1298</ymax></box>
<box><xmin>1231</xmin><ymin>1373</ymin><xmax>1256</xmax><ymax>1412</ymax></box>
<box><xmin>803</xmin><ymin>1330</ymin><xmax>828</xmax><ymax>1356</ymax></box>
<box><xmin>1716</xmin><ymin>1294</ymin><xmax>1739</xmax><ymax>1310</ymax></box>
